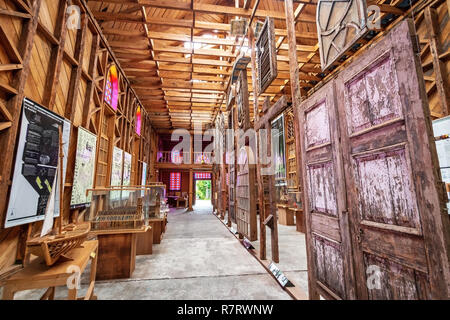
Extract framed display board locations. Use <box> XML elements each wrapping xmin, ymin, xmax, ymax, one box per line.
<box><xmin>432</xmin><ymin>116</ymin><xmax>450</xmax><ymax>213</ymax></box>
<box><xmin>141</xmin><ymin>162</ymin><xmax>148</xmax><ymax>186</ymax></box>
<box><xmin>70</xmin><ymin>127</ymin><xmax>97</xmax><ymax>208</ymax></box>
<box><xmin>111</xmin><ymin>146</ymin><xmax>123</xmax><ymax>186</ymax></box>
<box><xmin>122</xmin><ymin>151</ymin><xmax>132</xmax><ymax>186</ymax></box>
<box><xmin>5</xmin><ymin>98</ymin><xmax>71</xmax><ymax>228</ymax></box>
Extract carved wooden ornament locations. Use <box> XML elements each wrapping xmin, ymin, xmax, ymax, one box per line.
<box><xmin>316</xmin><ymin>0</ymin><xmax>369</xmax><ymax>71</ymax></box>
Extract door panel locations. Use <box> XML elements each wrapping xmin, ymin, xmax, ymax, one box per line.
<box><xmin>336</xmin><ymin>20</ymin><xmax>450</xmax><ymax>299</ymax></box>
<box><xmin>298</xmin><ymin>19</ymin><xmax>450</xmax><ymax>299</ymax></box>
<box><xmin>298</xmin><ymin>80</ymin><xmax>355</xmax><ymax>299</ymax></box>
<box><xmin>236</xmin><ymin>146</ymin><xmax>257</xmax><ymax>240</ymax></box>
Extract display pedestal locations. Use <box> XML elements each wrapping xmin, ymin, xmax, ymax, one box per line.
<box><xmin>148</xmin><ymin>217</ymin><xmax>165</xmax><ymax>244</ymax></box>
<box><xmin>293</xmin><ymin>208</ymin><xmax>305</xmax><ymax>233</ymax></box>
<box><xmin>136</xmin><ymin>226</ymin><xmax>153</xmax><ymax>255</ymax></box>
<box><xmin>278</xmin><ymin>204</ymin><xmax>294</xmax><ymax>225</ymax></box>
<box><xmin>92</xmin><ymin>227</ymin><xmax>147</xmax><ymax>280</ymax></box>
<box><xmin>2</xmin><ymin>240</ymin><xmax>98</xmax><ymax>300</ymax></box>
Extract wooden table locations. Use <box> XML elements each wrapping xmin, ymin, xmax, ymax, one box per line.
<box><xmin>176</xmin><ymin>197</ymin><xmax>188</xmax><ymax>208</ymax></box>
<box><xmin>90</xmin><ymin>227</ymin><xmax>148</xmax><ymax>280</ymax></box>
<box><xmin>2</xmin><ymin>240</ymin><xmax>98</xmax><ymax>300</ymax></box>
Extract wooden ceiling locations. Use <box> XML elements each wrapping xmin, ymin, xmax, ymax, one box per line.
<box><xmin>87</xmin><ymin>0</ymin><xmax>415</xmax><ymax>130</ymax></box>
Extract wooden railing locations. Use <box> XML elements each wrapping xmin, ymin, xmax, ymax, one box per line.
<box><xmin>156</xmin><ymin>151</ymin><xmax>212</xmax><ymax>164</ymax></box>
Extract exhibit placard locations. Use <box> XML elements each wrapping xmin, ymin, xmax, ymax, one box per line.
<box><xmin>123</xmin><ymin>151</ymin><xmax>132</xmax><ymax>186</ymax></box>
<box><xmin>70</xmin><ymin>127</ymin><xmax>97</xmax><ymax>208</ymax></box>
<box><xmin>111</xmin><ymin>146</ymin><xmax>123</xmax><ymax>187</ymax></box>
<box><xmin>6</xmin><ymin>98</ymin><xmax>71</xmax><ymax>228</ymax></box>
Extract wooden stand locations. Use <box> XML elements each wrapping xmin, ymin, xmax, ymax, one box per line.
<box><xmin>2</xmin><ymin>240</ymin><xmax>98</xmax><ymax>300</ymax></box>
<box><xmin>136</xmin><ymin>226</ymin><xmax>153</xmax><ymax>255</ymax></box>
<box><xmin>277</xmin><ymin>204</ymin><xmax>295</xmax><ymax>226</ymax></box>
<box><xmin>148</xmin><ymin>217</ymin><xmax>165</xmax><ymax>244</ymax></box>
<box><xmin>91</xmin><ymin>227</ymin><xmax>147</xmax><ymax>280</ymax></box>
<box><xmin>293</xmin><ymin>208</ymin><xmax>305</xmax><ymax>233</ymax></box>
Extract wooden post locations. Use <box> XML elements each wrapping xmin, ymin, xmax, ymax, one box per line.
<box><xmin>0</xmin><ymin>0</ymin><xmax>42</xmax><ymax>226</ymax></box>
<box><xmin>266</xmin><ymin>124</ymin><xmax>279</xmax><ymax>263</ymax></box>
<box><xmin>43</xmin><ymin>0</ymin><xmax>68</xmax><ymax>110</ymax></box>
<box><xmin>211</xmin><ymin>169</ymin><xmax>215</xmax><ymax>212</ymax></box>
<box><xmin>424</xmin><ymin>6</ymin><xmax>449</xmax><ymax>116</ymax></box>
<box><xmin>66</xmin><ymin>13</ymin><xmax>88</xmax><ymax>121</ymax></box>
<box><xmin>188</xmin><ymin>169</ymin><xmax>193</xmax><ymax>211</ymax></box>
<box><xmin>284</xmin><ymin>0</ymin><xmax>317</xmax><ymax>299</ymax></box>
<box><xmin>249</xmin><ymin>26</ymin><xmax>266</xmax><ymax>260</ymax></box>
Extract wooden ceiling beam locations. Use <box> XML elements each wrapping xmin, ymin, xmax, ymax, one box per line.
<box><xmin>90</xmin><ymin>1</ymin><xmax>316</xmax><ymax>22</ymax></box>
<box><xmin>89</xmin><ymin>0</ymin><xmax>191</xmax><ymax>11</ymax></box>
<box><xmin>93</xmin><ymin>11</ymin><xmax>194</xmax><ymax>28</ymax></box>
<box><xmin>193</xmin><ymin>3</ymin><xmax>315</xmax><ymax>22</ymax></box>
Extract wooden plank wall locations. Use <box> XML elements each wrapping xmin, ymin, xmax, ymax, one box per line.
<box><xmin>0</xmin><ymin>0</ymin><xmax>156</xmax><ymax>275</ymax></box>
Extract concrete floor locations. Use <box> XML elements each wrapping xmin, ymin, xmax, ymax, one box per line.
<box><xmin>225</xmin><ymin>210</ymin><xmax>309</xmax><ymax>298</ymax></box>
<box><xmin>6</xmin><ymin>200</ymin><xmax>292</xmax><ymax>300</ymax></box>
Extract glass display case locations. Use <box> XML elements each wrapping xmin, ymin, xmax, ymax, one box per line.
<box><xmin>87</xmin><ymin>187</ymin><xmax>147</xmax><ymax>231</ymax></box>
<box><xmin>86</xmin><ymin>184</ymin><xmax>168</xmax><ymax>231</ymax></box>
<box><xmin>147</xmin><ymin>184</ymin><xmax>168</xmax><ymax>219</ymax></box>
<box><xmin>286</xmin><ymin>191</ymin><xmax>302</xmax><ymax>210</ymax></box>
<box><xmin>275</xmin><ymin>184</ymin><xmax>289</xmax><ymax>204</ymax></box>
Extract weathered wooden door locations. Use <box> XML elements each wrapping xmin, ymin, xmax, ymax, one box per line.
<box><xmin>298</xmin><ymin>20</ymin><xmax>450</xmax><ymax>299</ymax></box>
<box><xmin>298</xmin><ymin>80</ymin><xmax>355</xmax><ymax>299</ymax></box>
<box><xmin>236</xmin><ymin>146</ymin><xmax>257</xmax><ymax>240</ymax></box>
<box><xmin>335</xmin><ymin>20</ymin><xmax>449</xmax><ymax>299</ymax></box>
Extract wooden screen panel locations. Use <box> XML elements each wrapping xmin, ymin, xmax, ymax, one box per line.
<box><xmin>256</xmin><ymin>17</ymin><xmax>277</xmax><ymax>94</ymax></box>
<box><xmin>335</xmin><ymin>20</ymin><xmax>450</xmax><ymax>299</ymax></box>
<box><xmin>228</xmin><ymin>150</ymin><xmax>236</xmax><ymax>222</ymax></box>
<box><xmin>298</xmin><ymin>80</ymin><xmax>354</xmax><ymax>299</ymax></box>
<box><xmin>236</xmin><ymin>69</ymin><xmax>250</xmax><ymax>130</ymax></box>
<box><xmin>316</xmin><ymin>0</ymin><xmax>369</xmax><ymax>71</ymax></box>
<box><xmin>228</xmin><ymin>105</ymin><xmax>236</xmax><ymax>222</ymax></box>
<box><xmin>236</xmin><ymin>146</ymin><xmax>257</xmax><ymax>241</ymax></box>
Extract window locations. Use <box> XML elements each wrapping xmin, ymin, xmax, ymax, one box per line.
<box><xmin>104</xmin><ymin>65</ymin><xmax>119</xmax><ymax>110</ymax></box>
<box><xmin>170</xmin><ymin>172</ymin><xmax>181</xmax><ymax>190</ymax></box>
<box><xmin>194</xmin><ymin>172</ymin><xmax>211</xmax><ymax>180</ymax></box>
<box><xmin>135</xmin><ymin>105</ymin><xmax>142</xmax><ymax>136</ymax></box>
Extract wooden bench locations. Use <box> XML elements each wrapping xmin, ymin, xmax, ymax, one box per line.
<box><xmin>2</xmin><ymin>240</ymin><xmax>98</xmax><ymax>300</ymax></box>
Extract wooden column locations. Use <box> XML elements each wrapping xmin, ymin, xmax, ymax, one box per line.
<box><xmin>43</xmin><ymin>0</ymin><xmax>68</xmax><ymax>110</ymax></box>
<box><xmin>0</xmin><ymin>0</ymin><xmax>42</xmax><ymax>226</ymax></box>
<box><xmin>249</xmin><ymin>26</ymin><xmax>266</xmax><ymax>260</ymax></box>
<box><xmin>211</xmin><ymin>168</ymin><xmax>216</xmax><ymax>212</ymax></box>
<box><xmin>284</xmin><ymin>0</ymin><xmax>317</xmax><ymax>299</ymax></box>
<box><xmin>266</xmin><ymin>124</ymin><xmax>279</xmax><ymax>263</ymax></box>
<box><xmin>222</xmin><ymin>159</ymin><xmax>228</xmax><ymax>223</ymax></box>
<box><xmin>66</xmin><ymin>13</ymin><xmax>88</xmax><ymax>121</ymax></box>
<box><xmin>424</xmin><ymin>6</ymin><xmax>449</xmax><ymax>116</ymax></box>
<box><xmin>188</xmin><ymin>168</ymin><xmax>193</xmax><ymax>211</ymax></box>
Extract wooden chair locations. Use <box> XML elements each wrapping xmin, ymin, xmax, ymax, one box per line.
<box><xmin>176</xmin><ymin>192</ymin><xmax>188</xmax><ymax>208</ymax></box>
